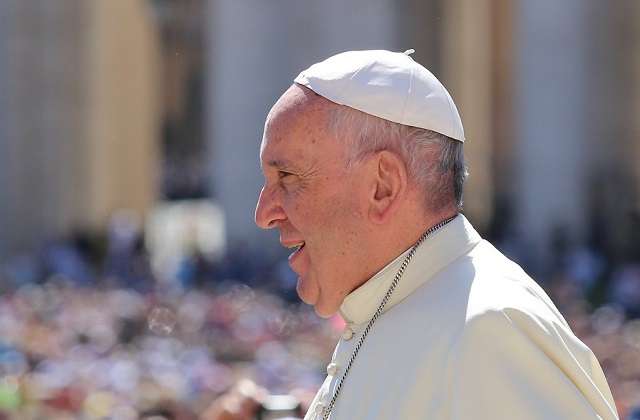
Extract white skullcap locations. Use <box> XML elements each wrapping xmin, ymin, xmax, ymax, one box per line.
<box><xmin>294</xmin><ymin>49</ymin><xmax>465</xmax><ymax>142</ymax></box>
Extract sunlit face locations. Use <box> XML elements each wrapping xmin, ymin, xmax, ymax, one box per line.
<box><xmin>255</xmin><ymin>86</ymin><xmax>371</xmax><ymax>317</ymax></box>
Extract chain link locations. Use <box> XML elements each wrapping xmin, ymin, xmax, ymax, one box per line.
<box><xmin>320</xmin><ymin>215</ymin><xmax>457</xmax><ymax>419</ymax></box>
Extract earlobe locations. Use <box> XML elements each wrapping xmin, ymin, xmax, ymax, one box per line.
<box><xmin>368</xmin><ymin>151</ymin><xmax>407</xmax><ymax>224</ymax></box>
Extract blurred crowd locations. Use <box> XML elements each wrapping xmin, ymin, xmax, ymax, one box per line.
<box><xmin>550</xmin><ymin>288</ymin><xmax>640</xmax><ymax>418</ymax></box>
<box><xmin>0</xmin><ymin>209</ymin><xmax>639</xmax><ymax>419</ymax></box>
<box><xmin>0</xmin><ymin>280</ymin><xmax>339</xmax><ymax>419</ymax></box>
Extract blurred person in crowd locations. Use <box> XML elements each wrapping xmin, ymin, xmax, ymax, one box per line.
<box><xmin>200</xmin><ymin>380</ymin><xmax>263</xmax><ymax>420</ymax></box>
<box><xmin>609</xmin><ymin>263</ymin><xmax>640</xmax><ymax>319</ymax></box>
<box><xmin>254</xmin><ymin>50</ymin><xmax>619</xmax><ymax>419</ymax></box>
<box><xmin>139</xmin><ymin>398</ymin><xmax>198</xmax><ymax>420</ymax></box>
<box><xmin>629</xmin><ymin>407</ymin><xmax>640</xmax><ymax>420</ymax></box>
<box><xmin>201</xmin><ymin>380</ymin><xmax>310</xmax><ymax>420</ymax></box>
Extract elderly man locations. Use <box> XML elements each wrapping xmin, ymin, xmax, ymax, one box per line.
<box><xmin>254</xmin><ymin>50</ymin><xmax>618</xmax><ymax>420</ymax></box>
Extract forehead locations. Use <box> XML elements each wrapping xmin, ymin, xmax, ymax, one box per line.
<box><xmin>260</xmin><ymin>85</ymin><xmax>337</xmax><ymax>166</ymax></box>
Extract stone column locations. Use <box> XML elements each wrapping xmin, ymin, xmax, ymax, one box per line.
<box><xmin>514</xmin><ymin>0</ymin><xmax>591</xmax><ymax>270</ymax></box>
<box><xmin>440</xmin><ymin>0</ymin><xmax>494</xmax><ymax>232</ymax></box>
<box><xmin>84</xmin><ymin>0</ymin><xmax>160</xmax><ymax>227</ymax></box>
<box><xmin>634</xmin><ymin>3</ymin><xmax>640</xmax><ymax>213</ymax></box>
<box><xmin>0</xmin><ymin>2</ymin><xmax>9</xmax><ymax>257</ymax></box>
<box><xmin>0</xmin><ymin>1</ymin><xmax>88</xmax><ymax>257</ymax></box>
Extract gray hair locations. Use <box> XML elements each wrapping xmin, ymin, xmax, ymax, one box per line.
<box><xmin>328</xmin><ymin>105</ymin><xmax>468</xmax><ymax>212</ymax></box>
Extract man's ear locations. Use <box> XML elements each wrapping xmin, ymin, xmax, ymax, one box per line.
<box><xmin>368</xmin><ymin>150</ymin><xmax>408</xmax><ymax>224</ymax></box>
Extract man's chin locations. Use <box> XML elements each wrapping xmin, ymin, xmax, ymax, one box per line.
<box><xmin>309</xmin><ymin>297</ymin><xmax>341</xmax><ymax>319</ymax></box>
<box><xmin>295</xmin><ymin>275</ymin><xmax>340</xmax><ymax>318</ymax></box>
<box><xmin>296</xmin><ymin>275</ymin><xmax>318</xmax><ymax>303</ymax></box>
<box><xmin>313</xmin><ymin>305</ymin><xmax>338</xmax><ymax>319</ymax></box>
<box><xmin>296</xmin><ymin>287</ymin><xmax>337</xmax><ymax>318</ymax></box>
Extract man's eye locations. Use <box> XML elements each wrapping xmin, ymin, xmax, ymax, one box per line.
<box><xmin>278</xmin><ymin>171</ymin><xmax>294</xmax><ymax>179</ymax></box>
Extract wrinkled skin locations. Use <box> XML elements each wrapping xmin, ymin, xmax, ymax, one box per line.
<box><xmin>255</xmin><ymin>85</ymin><xmax>373</xmax><ymax>317</ymax></box>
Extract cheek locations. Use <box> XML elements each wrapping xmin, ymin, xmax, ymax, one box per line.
<box><xmin>282</xmin><ymin>188</ymin><xmax>332</xmax><ymax>222</ymax></box>
<box><xmin>317</xmin><ymin>200</ymin><xmax>366</xmax><ymax>258</ymax></box>
<box><xmin>284</xmin><ymin>175</ymin><xmax>367</xmax><ymax>238</ymax></box>
<box><xmin>333</xmin><ymin>186</ymin><xmax>368</xmax><ymax>227</ymax></box>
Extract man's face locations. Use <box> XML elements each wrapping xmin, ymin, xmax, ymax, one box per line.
<box><xmin>255</xmin><ymin>86</ymin><xmax>370</xmax><ymax>317</ymax></box>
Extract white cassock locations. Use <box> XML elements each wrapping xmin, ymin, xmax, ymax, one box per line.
<box><xmin>304</xmin><ymin>215</ymin><xmax>618</xmax><ymax>420</ymax></box>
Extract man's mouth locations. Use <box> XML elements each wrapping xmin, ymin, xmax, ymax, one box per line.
<box><xmin>286</xmin><ymin>241</ymin><xmax>305</xmax><ymax>252</ymax></box>
<box><xmin>285</xmin><ymin>241</ymin><xmax>306</xmax><ymax>263</ymax></box>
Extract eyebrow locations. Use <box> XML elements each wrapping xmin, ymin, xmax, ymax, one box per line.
<box><xmin>264</xmin><ymin>158</ymin><xmax>297</xmax><ymax>170</ymax></box>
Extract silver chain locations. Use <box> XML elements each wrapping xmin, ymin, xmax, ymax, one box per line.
<box><xmin>321</xmin><ymin>215</ymin><xmax>457</xmax><ymax>419</ymax></box>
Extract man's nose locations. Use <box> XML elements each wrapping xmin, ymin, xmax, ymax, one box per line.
<box><xmin>255</xmin><ymin>186</ymin><xmax>286</xmax><ymax>229</ymax></box>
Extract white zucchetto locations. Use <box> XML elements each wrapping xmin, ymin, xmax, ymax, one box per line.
<box><xmin>294</xmin><ymin>49</ymin><xmax>465</xmax><ymax>142</ymax></box>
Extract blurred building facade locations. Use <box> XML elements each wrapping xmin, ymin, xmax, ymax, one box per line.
<box><xmin>0</xmin><ymin>0</ymin><xmax>160</xmax><ymax>259</ymax></box>
<box><xmin>513</xmin><ymin>0</ymin><xmax>640</xmax><ymax>270</ymax></box>
<box><xmin>0</xmin><ymin>1</ymin><xmax>639</xmax><ymax>275</ymax></box>
<box><xmin>153</xmin><ymin>0</ymin><xmax>208</xmax><ymax>201</ymax></box>
<box><xmin>207</xmin><ymin>0</ymin><xmax>640</xmax><ymax>273</ymax></box>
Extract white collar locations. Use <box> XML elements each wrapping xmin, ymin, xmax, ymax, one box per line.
<box><xmin>338</xmin><ymin>214</ymin><xmax>482</xmax><ymax>325</ymax></box>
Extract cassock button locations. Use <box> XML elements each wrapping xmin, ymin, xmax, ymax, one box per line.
<box><xmin>342</xmin><ymin>327</ymin><xmax>354</xmax><ymax>340</ymax></box>
<box><xmin>326</xmin><ymin>362</ymin><xmax>338</xmax><ymax>376</ymax></box>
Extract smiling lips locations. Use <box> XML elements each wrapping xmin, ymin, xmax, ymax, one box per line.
<box><xmin>283</xmin><ymin>240</ymin><xmax>306</xmax><ymax>263</ymax></box>
<box><xmin>283</xmin><ymin>240</ymin><xmax>305</xmax><ymax>250</ymax></box>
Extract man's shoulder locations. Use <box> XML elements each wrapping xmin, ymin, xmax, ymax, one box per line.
<box><xmin>425</xmin><ymin>238</ymin><xmax>572</xmax><ymax>335</ymax></box>
<box><xmin>390</xmin><ymin>238</ymin><xmax>572</xmax><ymax>341</ymax></box>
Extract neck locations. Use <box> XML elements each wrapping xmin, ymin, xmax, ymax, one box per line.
<box><xmin>348</xmin><ymin>210</ymin><xmax>459</xmax><ymax>296</ymax></box>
